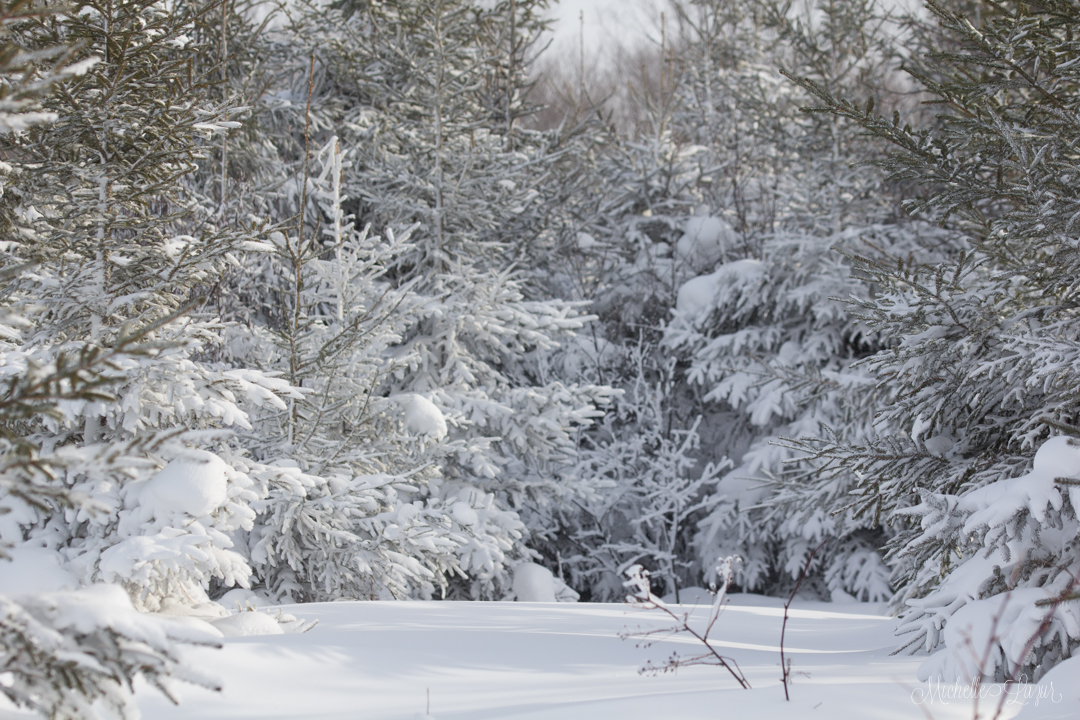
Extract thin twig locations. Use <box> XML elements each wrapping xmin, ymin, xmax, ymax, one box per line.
<box><xmin>622</xmin><ymin>558</ymin><xmax>750</xmax><ymax>689</ymax></box>
<box><xmin>781</xmin><ymin>538</ymin><xmax>827</xmax><ymax>701</ymax></box>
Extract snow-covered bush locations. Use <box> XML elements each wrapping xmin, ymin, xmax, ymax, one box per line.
<box><xmin>563</xmin><ymin>344</ymin><xmax>725</xmax><ymax>601</ymax></box>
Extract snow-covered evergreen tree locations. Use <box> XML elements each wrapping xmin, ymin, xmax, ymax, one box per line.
<box><xmin>0</xmin><ymin>315</ymin><xmax>225</xmax><ymax>718</ymax></box>
<box><xmin>0</xmin><ymin>2</ymin><xmax>233</xmax><ymax>716</ymax></box>
<box><xmin>228</xmin><ymin>136</ymin><xmax>496</xmax><ymax>601</ymax></box>
<box><xmin>0</xmin><ymin>0</ymin><xmax>299</xmax><ymax>614</ymax></box>
<box><xmin>786</xmin><ymin>0</ymin><xmax>1080</xmax><ymax>678</ymax></box>
<box><xmin>668</xmin><ymin>224</ymin><xmax>909</xmax><ymax>599</ymax></box>
<box><xmin>238</xmin><ymin>0</ymin><xmax>618</xmax><ymax>597</ymax></box>
<box><xmin>562</xmin><ymin>0</ymin><xmax>917</xmax><ymax>600</ymax></box>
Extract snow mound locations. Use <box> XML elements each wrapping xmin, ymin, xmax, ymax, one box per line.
<box><xmin>830</xmin><ymin>587</ymin><xmax>859</xmax><ymax>603</ymax></box>
<box><xmin>402</xmin><ymin>394</ymin><xmax>448</xmax><ymax>440</ymax></box>
<box><xmin>676</xmin><ymin>216</ymin><xmax>734</xmax><ymax>270</ymax></box>
<box><xmin>1025</xmin><ymin>653</ymin><xmax>1080</xmax><ymax>717</ymax></box>
<box><xmin>140</xmin><ymin>450</ymin><xmax>230</xmax><ymax>519</ymax></box>
<box><xmin>961</xmin><ymin>435</ymin><xmax>1080</xmax><ymax>530</ymax></box>
<box><xmin>0</xmin><ymin>547</ymin><xmax>78</xmax><ymax>593</ymax></box>
<box><xmin>553</xmin><ymin>576</ymin><xmax>580</xmax><ymax>603</ymax></box>
<box><xmin>676</xmin><ymin>273</ymin><xmax>720</xmax><ymax>318</ymax></box>
<box><xmin>513</xmin><ymin>563</ymin><xmax>556</xmax><ymax>602</ymax></box>
<box><xmin>29</xmin><ymin>584</ymin><xmax>218</xmax><ymax>644</ymax></box>
<box><xmin>210</xmin><ymin>611</ymin><xmax>285</xmax><ymax>638</ymax></box>
<box><xmin>1032</xmin><ymin>435</ymin><xmax>1080</xmax><ymax>479</ymax></box>
<box><xmin>675</xmin><ymin>259</ymin><xmax>765</xmax><ymax>318</ymax></box>
<box><xmin>217</xmin><ymin>588</ymin><xmax>272</xmax><ymax>611</ymax></box>
<box><xmin>450</xmin><ymin>501</ymin><xmax>478</xmax><ymax>526</ymax></box>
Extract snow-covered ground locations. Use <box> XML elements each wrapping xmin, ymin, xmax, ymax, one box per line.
<box><xmin>92</xmin><ymin>594</ymin><xmax>1069</xmax><ymax>720</ymax></box>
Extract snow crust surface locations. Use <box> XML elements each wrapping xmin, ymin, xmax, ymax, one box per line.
<box><xmin>117</xmin><ymin>596</ymin><xmax>1047</xmax><ymax>720</ymax></box>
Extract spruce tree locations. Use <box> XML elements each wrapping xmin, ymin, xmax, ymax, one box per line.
<box><xmin>786</xmin><ymin>0</ymin><xmax>1080</xmax><ymax>679</ymax></box>
<box><xmin>234</xmin><ymin>136</ymin><xmax>485</xmax><ymax>601</ymax></box>
<box><xmin>247</xmin><ymin>0</ymin><xmax>617</xmax><ymax>598</ymax></box>
<box><xmin>0</xmin><ymin>0</ymin><xmax>296</xmax><ymax>612</ymax></box>
<box><xmin>0</xmin><ymin>1</ymin><xmax>228</xmax><ymax>716</ymax></box>
<box><xmin>566</xmin><ymin>0</ymin><xmax>918</xmax><ymax>600</ymax></box>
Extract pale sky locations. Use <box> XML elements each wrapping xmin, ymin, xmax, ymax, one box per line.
<box><xmin>544</xmin><ymin>0</ymin><xmax>927</xmax><ymax>64</ymax></box>
<box><xmin>545</xmin><ymin>0</ymin><xmax>662</xmax><ymax>64</ymax></box>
